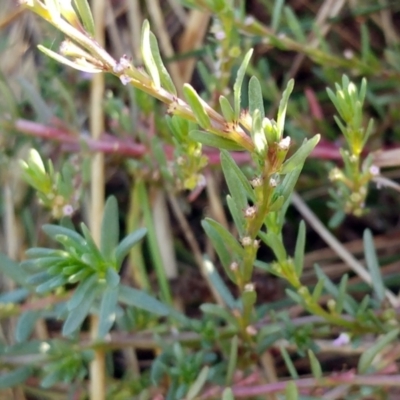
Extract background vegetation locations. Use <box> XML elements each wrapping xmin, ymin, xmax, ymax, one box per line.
<box><xmin>1</xmin><ymin>0</ymin><xmax>400</xmax><ymax>399</ymax></box>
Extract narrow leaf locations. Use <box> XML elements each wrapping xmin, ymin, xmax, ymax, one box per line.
<box><xmin>141</xmin><ymin>20</ymin><xmax>160</xmax><ymax>87</ymax></box>
<box><xmin>100</xmin><ymin>196</ymin><xmax>119</xmax><ymax>262</ymax></box>
<box><xmin>226</xmin><ymin>336</ymin><xmax>238</xmax><ymax>385</ymax></box>
<box><xmin>280</xmin><ymin>345</ymin><xmax>299</xmax><ymax>379</ymax></box>
<box><xmin>0</xmin><ymin>253</ymin><xmax>28</xmax><ymax>286</ymax></box>
<box><xmin>281</xmin><ymin>135</ymin><xmax>320</xmax><ymax>174</ymax></box>
<box><xmin>68</xmin><ymin>273</ymin><xmax>98</xmax><ymax>311</ymax></box>
<box><xmin>277</xmin><ymin>79</ymin><xmax>294</xmax><ymax>137</ymax></box>
<box><xmin>364</xmin><ymin>229</ymin><xmax>385</xmax><ymax>303</ymax></box>
<box><xmin>219</xmin><ymin>96</ymin><xmax>235</xmax><ymax>122</ymax></box>
<box><xmin>294</xmin><ymin>220</ymin><xmax>305</xmax><ymax>276</ymax></box>
<box><xmin>203</xmin><ymin>257</ymin><xmax>237</xmax><ymax>309</ymax></box>
<box><xmin>189</xmin><ymin>130</ymin><xmax>243</xmax><ymax>151</ymax></box>
<box><xmin>115</xmin><ymin>227</ymin><xmax>147</xmax><ymax>268</ymax></box>
<box><xmin>358</xmin><ymin>329</ymin><xmax>400</xmax><ymax>373</ymax></box>
<box><xmin>38</xmin><ymin>45</ymin><xmax>102</xmax><ymax>73</ymax></box>
<box><xmin>203</xmin><ymin>218</ymin><xmax>243</xmax><ymax>257</ymax></box>
<box><xmin>186</xmin><ymin>366</ymin><xmax>209</xmax><ymax>400</ymax></box>
<box><xmin>149</xmin><ymin>32</ymin><xmax>177</xmax><ymax>95</ymax></box>
<box><xmin>63</xmin><ymin>281</ymin><xmax>99</xmax><ymax>335</ymax></box>
<box><xmin>183</xmin><ymin>84</ymin><xmax>211</xmax><ymax>128</ymax></box>
<box><xmin>222</xmin><ymin>388</ymin><xmax>234</xmax><ymax>400</ymax></box>
<box><xmin>308</xmin><ymin>349</ymin><xmax>322</xmax><ymax>378</ymax></box>
<box><xmin>16</xmin><ymin>311</ymin><xmax>40</xmax><ymax>342</ymax></box>
<box><xmin>73</xmin><ymin>0</ymin><xmax>95</xmax><ymax>36</ymax></box>
<box><xmin>259</xmin><ymin>231</ymin><xmax>287</xmax><ymax>262</ymax></box>
<box><xmin>284</xmin><ymin>6</ymin><xmax>306</xmax><ymax>43</ymax></box>
<box><xmin>200</xmin><ymin>303</ymin><xmax>238</xmax><ymax>327</ymax></box>
<box><xmin>98</xmin><ymin>286</ymin><xmax>119</xmax><ymax>337</ymax></box>
<box><xmin>233</xmin><ymin>49</ymin><xmax>253</xmax><ymax>120</ymax></box>
<box><xmin>249</xmin><ymin>76</ymin><xmax>264</xmax><ymax>120</ymax></box>
<box><xmin>285</xmin><ymin>381</ymin><xmax>299</xmax><ymax>400</ymax></box>
<box><xmin>119</xmin><ymin>285</ymin><xmax>170</xmax><ymax>316</ymax></box>
<box><xmin>201</xmin><ymin>220</ymin><xmax>236</xmax><ymax>283</ymax></box>
<box><xmin>221</xmin><ymin>150</ymin><xmax>253</xmax><ymax>211</ymax></box>
<box><xmin>0</xmin><ymin>366</ymin><xmax>32</xmax><ymax>389</ymax></box>
<box><xmin>271</xmin><ymin>0</ymin><xmax>285</xmax><ymax>31</ymax></box>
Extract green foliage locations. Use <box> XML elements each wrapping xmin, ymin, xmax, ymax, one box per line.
<box><xmin>2</xmin><ymin>1</ymin><xmax>400</xmax><ymax>399</ymax></box>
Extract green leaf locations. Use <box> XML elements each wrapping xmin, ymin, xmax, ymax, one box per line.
<box><xmin>249</xmin><ymin>76</ymin><xmax>264</xmax><ymax>120</ymax></box>
<box><xmin>119</xmin><ymin>285</ymin><xmax>170</xmax><ymax>316</ymax></box>
<box><xmin>149</xmin><ymin>32</ymin><xmax>177</xmax><ymax>95</ymax></box>
<box><xmin>335</xmin><ymin>274</ymin><xmax>348</xmax><ymax>314</ymax></box>
<box><xmin>203</xmin><ymin>218</ymin><xmax>243</xmax><ymax>257</ymax></box>
<box><xmin>186</xmin><ymin>366</ymin><xmax>209</xmax><ymax>400</ymax></box>
<box><xmin>115</xmin><ymin>227</ymin><xmax>147</xmax><ymax>268</ymax></box>
<box><xmin>63</xmin><ymin>281</ymin><xmax>100</xmax><ymax>336</ymax></box>
<box><xmin>308</xmin><ymin>349</ymin><xmax>322</xmax><ymax>379</ymax></box>
<box><xmin>222</xmin><ymin>388</ymin><xmax>235</xmax><ymax>400</ymax></box>
<box><xmin>280</xmin><ymin>345</ymin><xmax>298</xmax><ymax>379</ymax></box>
<box><xmin>284</xmin><ymin>6</ymin><xmax>306</xmax><ymax>43</ymax></box>
<box><xmin>203</xmin><ymin>257</ymin><xmax>237</xmax><ymax>309</ymax></box>
<box><xmin>36</xmin><ymin>275</ymin><xmax>68</xmax><ymax>293</ymax></box>
<box><xmin>314</xmin><ymin>265</ymin><xmax>357</xmax><ymax>315</ymax></box>
<box><xmin>358</xmin><ymin>329</ymin><xmax>400</xmax><ymax>373</ymax></box>
<box><xmin>38</xmin><ymin>45</ymin><xmax>103</xmax><ymax>73</ymax></box>
<box><xmin>226</xmin><ymin>336</ymin><xmax>238</xmax><ymax>385</ymax></box>
<box><xmin>364</xmin><ymin>229</ymin><xmax>385</xmax><ymax>303</ymax></box>
<box><xmin>226</xmin><ymin>195</ymin><xmax>245</xmax><ymax>237</ymax></box>
<box><xmin>221</xmin><ymin>151</ymin><xmax>253</xmax><ymax>212</ymax></box>
<box><xmin>219</xmin><ymin>96</ymin><xmax>235</xmax><ymax>122</ymax></box>
<box><xmin>285</xmin><ymin>381</ymin><xmax>299</xmax><ymax>400</ymax></box>
<box><xmin>0</xmin><ymin>253</ymin><xmax>28</xmax><ymax>286</ymax></box>
<box><xmin>16</xmin><ymin>311</ymin><xmax>40</xmax><ymax>343</ymax></box>
<box><xmin>0</xmin><ymin>366</ymin><xmax>32</xmax><ymax>389</ymax></box>
<box><xmin>271</xmin><ymin>0</ymin><xmax>285</xmax><ymax>31</ymax></box>
<box><xmin>233</xmin><ymin>49</ymin><xmax>253</xmax><ymax>120</ymax></box>
<box><xmin>100</xmin><ymin>196</ymin><xmax>119</xmax><ymax>262</ymax></box>
<box><xmin>68</xmin><ymin>274</ymin><xmax>98</xmax><ymax>311</ymax></box>
<box><xmin>42</xmin><ymin>224</ymin><xmax>86</xmax><ymax>252</ymax></box>
<box><xmin>281</xmin><ymin>135</ymin><xmax>320</xmax><ymax>174</ymax></box>
<box><xmin>277</xmin><ymin>79</ymin><xmax>294</xmax><ymax>138</ymax></box>
<box><xmin>73</xmin><ymin>0</ymin><xmax>95</xmax><ymax>36</ymax></box>
<box><xmin>141</xmin><ymin>20</ymin><xmax>160</xmax><ymax>87</ymax></box>
<box><xmin>200</xmin><ymin>303</ymin><xmax>238</xmax><ymax>326</ymax></box>
<box><xmin>201</xmin><ymin>220</ymin><xmax>236</xmax><ymax>283</ymax></box>
<box><xmin>183</xmin><ymin>84</ymin><xmax>211</xmax><ymax>128</ymax></box>
<box><xmin>189</xmin><ymin>130</ymin><xmax>243</xmax><ymax>151</ymax></box>
<box><xmin>259</xmin><ymin>231</ymin><xmax>287</xmax><ymax>262</ymax></box>
<box><xmin>105</xmin><ymin>267</ymin><xmax>120</xmax><ymax>288</ymax></box>
<box><xmin>98</xmin><ymin>286</ymin><xmax>119</xmax><ymax>337</ymax></box>
<box><xmin>294</xmin><ymin>220</ymin><xmax>305</xmax><ymax>276</ymax></box>
<box><xmin>80</xmin><ymin>223</ymin><xmax>103</xmax><ymax>261</ymax></box>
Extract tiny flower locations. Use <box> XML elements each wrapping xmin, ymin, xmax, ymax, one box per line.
<box><xmin>62</xmin><ymin>204</ymin><xmax>74</xmax><ymax>217</ymax></box>
<box><xmin>343</xmin><ymin>49</ymin><xmax>354</xmax><ymax>59</ymax></box>
<box><xmin>269</xmin><ymin>177</ymin><xmax>278</xmax><ymax>188</ymax></box>
<box><xmin>113</xmin><ymin>55</ymin><xmax>132</xmax><ymax>73</ymax></box>
<box><xmin>244</xmin><ymin>283</ymin><xmax>255</xmax><ymax>292</ymax></box>
<box><xmin>119</xmin><ymin>74</ymin><xmax>132</xmax><ymax>85</ymax></box>
<box><xmin>214</xmin><ymin>31</ymin><xmax>226</xmax><ymax>41</ymax></box>
<box><xmin>241</xmin><ymin>236</ymin><xmax>252</xmax><ymax>247</ymax></box>
<box><xmin>278</xmin><ymin>136</ymin><xmax>291</xmax><ymax>150</ymax></box>
<box><xmin>332</xmin><ymin>332</ymin><xmax>350</xmax><ymax>347</ymax></box>
<box><xmin>244</xmin><ymin>206</ymin><xmax>257</xmax><ymax>219</ymax></box>
<box><xmin>244</xmin><ymin>16</ymin><xmax>255</xmax><ymax>26</ymax></box>
<box><xmin>246</xmin><ymin>325</ymin><xmax>257</xmax><ymax>336</ymax></box>
<box><xmin>250</xmin><ymin>176</ymin><xmax>263</xmax><ymax>187</ymax></box>
<box><xmin>369</xmin><ymin>165</ymin><xmax>380</xmax><ymax>176</ymax></box>
<box><xmin>230</xmin><ymin>261</ymin><xmax>239</xmax><ymax>271</ymax></box>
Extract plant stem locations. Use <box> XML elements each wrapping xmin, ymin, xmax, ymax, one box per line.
<box><xmin>88</xmin><ymin>0</ymin><xmax>106</xmax><ymax>398</ymax></box>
